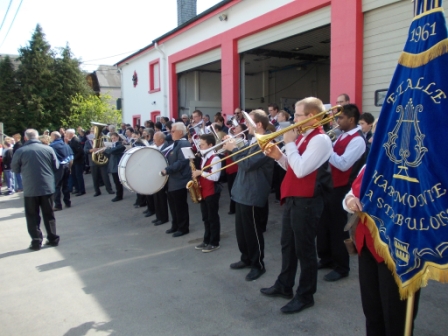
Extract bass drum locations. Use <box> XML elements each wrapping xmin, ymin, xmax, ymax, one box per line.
<box><xmin>118</xmin><ymin>147</ymin><xmax>168</xmax><ymax>195</ymax></box>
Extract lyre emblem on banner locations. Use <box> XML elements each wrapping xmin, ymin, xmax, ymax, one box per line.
<box><xmin>383</xmin><ymin>98</ymin><xmax>428</xmax><ymax>183</ymax></box>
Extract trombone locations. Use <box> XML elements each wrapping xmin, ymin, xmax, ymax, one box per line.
<box><xmin>198</xmin><ymin>128</ymin><xmax>249</xmax><ymax>156</ymax></box>
<box><xmin>197</xmin><ymin>105</ymin><xmax>343</xmax><ymax>178</ymax></box>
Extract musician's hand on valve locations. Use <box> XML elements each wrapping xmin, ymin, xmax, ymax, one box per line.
<box><xmin>222</xmin><ymin>138</ymin><xmax>237</xmax><ymax>151</ymax></box>
<box><xmin>283</xmin><ymin>129</ymin><xmax>298</xmax><ymax>144</ymax></box>
<box><xmin>192</xmin><ymin>170</ymin><xmax>202</xmax><ymax>178</ymax></box>
<box><xmin>264</xmin><ymin>143</ymin><xmax>283</xmax><ymax>160</ymax></box>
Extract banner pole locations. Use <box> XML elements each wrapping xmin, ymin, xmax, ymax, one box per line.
<box><xmin>404</xmin><ymin>293</ymin><xmax>415</xmax><ymax>336</ymax></box>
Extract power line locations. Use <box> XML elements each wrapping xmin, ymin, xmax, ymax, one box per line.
<box><xmin>81</xmin><ymin>50</ymin><xmax>139</xmax><ymax>63</ymax></box>
<box><xmin>0</xmin><ymin>0</ymin><xmax>23</xmax><ymax>49</ymax></box>
<box><xmin>0</xmin><ymin>0</ymin><xmax>13</xmax><ymax>34</ymax></box>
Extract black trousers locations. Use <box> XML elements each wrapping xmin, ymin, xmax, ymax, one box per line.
<box><xmin>275</xmin><ymin>196</ymin><xmax>324</xmax><ymax>303</ymax></box>
<box><xmin>359</xmin><ymin>245</ymin><xmax>420</xmax><ymax>336</ymax></box>
<box><xmin>91</xmin><ymin>164</ymin><xmax>113</xmax><ymax>194</ymax></box>
<box><xmin>146</xmin><ymin>194</ymin><xmax>155</xmax><ymax>212</ymax></box>
<box><xmin>317</xmin><ymin>185</ymin><xmax>351</xmax><ymax>274</ymax></box>
<box><xmin>24</xmin><ymin>194</ymin><xmax>59</xmax><ymax>246</ymax></box>
<box><xmin>111</xmin><ymin>173</ymin><xmax>123</xmax><ymax>199</ymax></box>
<box><xmin>167</xmin><ymin>188</ymin><xmax>190</xmax><ymax>233</ymax></box>
<box><xmin>200</xmin><ymin>193</ymin><xmax>221</xmax><ymax>246</ymax></box>
<box><xmin>227</xmin><ymin>172</ymin><xmax>237</xmax><ymax>213</ymax></box>
<box><xmin>235</xmin><ymin>202</ymin><xmax>265</xmax><ymax>269</ymax></box>
<box><xmin>154</xmin><ymin>186</ymin><xmax>169</xmax><ymax>222</ymax></box>
<box><xmin>259</xmin><ymin>201</ymin><xmax>269</xmax><ymax>233</ymax></box>
<box><xmin>54</xmin><ymin>166</ymin><xmax>70</xmax><ymax>208</ymax></box>
<box><xmin>71</xmin><ymin>162</ymin><xmax>85</xmax><ymax>193</ymax></box>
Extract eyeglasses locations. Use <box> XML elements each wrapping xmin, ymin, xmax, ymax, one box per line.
<box><xmin>170</xmin><ymin>130</ymin><xmax>176</xmax><ymax>133</ymax></box>
<box><xmin>182</xmin><ymin>117</ymin><xmax>188</xmax><ymax>119</ymax></box>
<box><xmin>235</xmin><ymin>112</ymin><xmax>242</xmax><ymax>115</ymax></box>
<box><xmin>294</xmin><ymin>114</ymin><xmax>305</xmax><ymax>117</ymax></box>
<box><xmin>336</xmin><ymin>101</ymin><xmax>346</xmax><ymax>105</ymax></box>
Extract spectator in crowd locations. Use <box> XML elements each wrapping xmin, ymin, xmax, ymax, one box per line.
<box><xmin>181</xmin><ymin>114</ymin><xmax>190</xmax><ymax>127</ymax></box>
<box><xmin>104</xmin><ymin>132</ymin><xmax>126</xmax><ymax>202</ymax></box>
<box><xmin>2</xmin><ymin>137</ymin><xmax>15</xmax><ymax>195</ymax></box>
<box><xmin>12</xmin><ymin>133</ymin><xmax>23</xmax><ymax>192</ymax></box>
<box><xmin>66</xmin><ymin>129</ymin><xmax>86</xmax><ymax>196</ymax></box>
<box><xmin>50</xmin><ymin>131</ymin><xmax>73</xmax><ymax>211</ymax></box>
<box><xmin>359</xmin><ymin>112</ymin><xmax>375</xmax><ymax>142</ymax></box>
<box><xmin>39</xmin><ymin>135</ymin><xmax>51</xmax><ymax>145</ymax></box>
<box><xmin>11</xmin><ymin>129</ymin><xmax>60</xmax><ymax>251</ymax></box>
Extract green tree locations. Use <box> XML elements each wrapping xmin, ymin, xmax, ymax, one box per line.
<box><xmin>54</xmin><ymin>44</ymin><xmax>92</xmax><ymax>124</ymax></box>
<box><xmin>65</xmin><ymin>93</ymin><xmax>122</xmax><ymax>130</ymax></box>
<box><xmin>16</xmin><ymin>24</ymin><xmax>57</xmax><ymax>131</ymax></box>
<box><xmin>0</xmin><ymin>56</ymin><xmax>22</xmax><ymax>135</ymax></box>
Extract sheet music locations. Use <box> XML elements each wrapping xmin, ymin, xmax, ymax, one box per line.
<box><xmin>141</xmin><ymin>139</ymin><xmax>150</xmax><ymax>147</ymax></box>
<box><xmin>103</xmin><ymin>141</ymin><xmax>113</xmax><ymax>148</ymax></box>
<box><xmin>181</xmin><ymin>147</ymin><xmax>196</xmax><ymax>159</ymax></box>
<box><xmin>118</xmin><ymin>134</ymin><xmax>127</xmax><ymax>141</ymax></box>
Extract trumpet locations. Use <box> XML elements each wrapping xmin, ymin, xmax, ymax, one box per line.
<box><xmin>196</xmin><ymin>105</ymin><xmax>343</xmax><ymax>178</ymax></box>
<box><xmin>198</xmin><ymin>128</ymin><xmax>249</xmax><ymax>156</ymax></box>
<box><xmin>327</xmin><ymin>125</ymin><xmax>340</xmax><ymax>141</ymax></box>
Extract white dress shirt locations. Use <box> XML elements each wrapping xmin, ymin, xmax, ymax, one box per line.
<box><xmin>277</xmin><ymin>129</ymin><xmax>333</xmax><ymax>178</ymax></box>
<box><xmin>201</xmin><ymin>150</ymin><xmax>221</xmax><ymax>182</ymax></box>
<box><xmin>329</xmin><ymin>126</ymin><xmax>366</xmax><ymax>172</ymax></box>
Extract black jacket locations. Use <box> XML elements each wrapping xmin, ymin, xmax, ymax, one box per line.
<box><xmin>69</xmin><ymin>136</ymin><xmax>84</xmax><ymax>164</ymax></box>
<box><xmin>2</xmin><ymin>148</ymin><xmax>13</xmax><ymax>170</ymax></box>
<box><xmin>164</xmin><ymin>139</ymin><xmax>191</xmax><ymax>192</ymax></box>
<box><xmin>104</xmin><ymin>142</ymin><xmax>125</xmax><ymax>174</ymax></box>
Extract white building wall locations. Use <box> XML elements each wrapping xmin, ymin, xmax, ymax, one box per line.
<box><xmin>120</xmin><ymin>48</ymin><xmax>164</xmax><ymax>124</ymax></box>
<box><xmin>362</xmin><ymin>0</ymin><xmax>448</xmax><ymax>117</ymax></box>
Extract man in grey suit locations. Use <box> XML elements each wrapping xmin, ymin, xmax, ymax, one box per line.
<box><xmin>11</xmin><ymin>129</ymin><xmax>60</xmax><ymax>251</ymax></box>
<box><xmin>161</xmin><ymin>123</ymin><xmax>191</xmax><ymax>237</ymax></box>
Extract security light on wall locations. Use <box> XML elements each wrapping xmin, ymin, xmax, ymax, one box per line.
<box><xmin>219</xmin><ymin>14</ymin><xmax>227</xmax><ymax>21</ymax></box>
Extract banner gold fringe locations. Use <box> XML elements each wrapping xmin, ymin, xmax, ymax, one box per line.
<box><xmin>359</xmin><ymin>212</ymin><xmax>448</xmax><ymax>300</ymax></box>
<box><xmin>398</xmin><ymin>39</ymin><xmax>448</xmax><ymax>68</ymax></box>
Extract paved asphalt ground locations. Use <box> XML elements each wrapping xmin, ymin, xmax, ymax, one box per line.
<box><xmin>0</xmin><ymin>176</ymin><xmax>447</xmax><ymax>336</ymax></box>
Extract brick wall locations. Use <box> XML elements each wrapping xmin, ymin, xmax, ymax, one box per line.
<box><xmin>177</xmin><ymin>0</ymin><xmax>197</xmax><ymax>26</ymax></box>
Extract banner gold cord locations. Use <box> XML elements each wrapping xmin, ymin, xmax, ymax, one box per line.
<box><xmin>398</xmin><ymin>39</ymin><xmax>448</xmax><ymax>68</ymax></box>
<box><xmin>358</xmin><ymin>212</ymin><xmax>448</xmax><ymax>299</ymax></box>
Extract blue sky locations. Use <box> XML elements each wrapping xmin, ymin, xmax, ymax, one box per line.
<box><xmin>0</xmin><ymin>0</ymin><xmax>221</xmax><ymax>71</ymax></box>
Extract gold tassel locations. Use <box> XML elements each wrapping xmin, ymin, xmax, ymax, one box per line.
<box><xmin>398</xmin><ymin>38</ymin><xmax>448</xmax><ymax>68</ymax></box>
<box><xmin>359</xmin><ymin>213</ymin><xmax>448</xmax><ymax>300</ymax></box>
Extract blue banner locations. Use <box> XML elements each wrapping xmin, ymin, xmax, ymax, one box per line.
<box><xmin>360</xmin><ymin>1</ymin><xmax>448</xmax><ymax>298</ymax></box>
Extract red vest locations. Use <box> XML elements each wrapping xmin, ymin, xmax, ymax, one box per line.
<box><xmin>199</xmin><ymin>155</ymin><xmax>217</xmax><ymax>199</ymax></box>
<box><xmin>225</xmin><ymin>153</ymin><xmax>238</xmax><ymax>175</ymax></box>
<box><xmin>280</xmin><ymin>127</ymin><xmax>325</xmax><ymax>201</ymax></box>
<box><xmin>331</xmin><ymin>131</ymin><xmax>362</xmax><ymax>188</ymax></box>
<box><xmin>351</xmin><ymin>167</ymin><xmax>383</xmax><ymax>263</ymax></box>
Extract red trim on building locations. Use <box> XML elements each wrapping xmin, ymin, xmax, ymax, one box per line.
<box><xmin>149</xmin><ymin>58</ymin><xmax>161</xmax><ymax>93</ymax></box>
<box><xmin>330</xmin><ymin>0</ymin><xmax>363</xmax><ymax>105</ymax></box>
<box><xmin>168</xmin><ymin>0</ymin><xmax>332</xmax><ymax>119</ymax></box>
<box><xmin>150</xmin><ymin>110</ymin><xmax>161</xmax><ymax>123</ymax></box>
<box><xmin>221</xmin><ymin>39</ymin><xmax>239</xmax><ymax>120</ymax></box>
<box><xmin>132</xmin><ymin>115</ymin><xmax>141</xmax><ymax>128</ymax></box>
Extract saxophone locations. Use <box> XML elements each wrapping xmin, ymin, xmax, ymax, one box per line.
<box><xmin>186</xmin><ymin>159</ymin><xmax>202</xmax><ymax>203</ymax></box>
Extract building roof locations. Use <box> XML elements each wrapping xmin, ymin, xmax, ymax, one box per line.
<box><xmin>94</xmin><ymin>65</ymin><xmax>121</xmax><ymax>89</ymax></box>
<box><xmin>115</xmin><ymin>0</ymin><xmax>233</xmax><ymax>66</ymax></box>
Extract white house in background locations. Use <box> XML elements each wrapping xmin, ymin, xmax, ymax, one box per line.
<box><xmin>115</xmin><ymin>0</ymin><xmax>448</xmax><ymax>128</ymax></box>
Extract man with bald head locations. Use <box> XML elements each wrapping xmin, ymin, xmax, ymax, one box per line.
<box><xmin>50</xmin><ymin>131</ymin><xmax>74</xmax><ymax>211</ymax></box>
<box><xmin>11</xmin><ymin>129</ymin><xmax>60</xmax><ymax>250</ymax></box>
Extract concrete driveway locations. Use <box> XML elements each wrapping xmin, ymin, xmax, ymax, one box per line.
<box><xmin>0</xmin><ymin>177</ymin><xmax>446</xmax><ymax>336</ymax></box>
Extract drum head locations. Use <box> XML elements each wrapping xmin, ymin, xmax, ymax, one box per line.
<box><xmin>118</xmin><ymin>147</ymin><xmax>168</xmax><ymax>195</ymax></box>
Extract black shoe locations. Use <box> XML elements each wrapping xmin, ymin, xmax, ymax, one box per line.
<box><xmin>154</xmin><ymin>220</ymin><xmax>168</xmax><ymax>226</ymax></box>
<box><xmin>71</xmin><ymin>190</ymin><xmax>78</xmax><ymax>195</ymax></box>
<box><xmin>134</xmin><ymin>204</ymin><xmax>143</xmax><ymax>208</ymax></box>
<box><xmin>111</xmin><ymin>197</ymin><xmax>123</xmax><ymax>202</ymax></box>
<box><xmin>93</xmin><ymin>192</ymin><xmax>101</xmax><ymax>197</ymax></box>
<box><xmin>44</xmin><ymin>239</ymin><xmax>59</xmax><ymax>247</ymax></box>
<box><xmin>245</xmin><ymin>268</ymin><xmax>266</xmax><ymax>281</ymax></box>
<box><xmin>324</xmin><ymin>270</ymin><xmax>348</xmax><ymax>282</ymax></box>
<box><xmin>53</xmin><ymin>207</ymin><xmax>62</xmax><ymax>212</ymax></box>
<box><xmin>318</xmin><ymin>261</ymin><xmax>334</xmax><ymax>270</ymax></box>
<box><xmin>65</xmin><ymin>203</ymin><xmax>71</xmax><ymax>208</ymax></box>
<box><xmin>172</xmin><ymin>230</ymin><xmax>188</xmax><ymax>237</ymax></box>
<box><xmin>144</xmin><ymin>211</ymin><xmax>155</xmax><ymax>217</ymax></box>
<box><xmin>166</xmin><ymin>228</ymin><xmax>177</xmax><ymax>234</ymax></box>
<box><xmin>151</xmin><ymin>218</ymin><xmax>159</xmax><ymax>223</ymax></box>
<box><xmin>230</xmin><ymin>261</ymin><xmax>250</xmax><ymax>269</ymax></box>
<box><xmin>107</xmin><ymin>190</ymin><xmax>115</xmax><ymax>195</ymax></box>
<box><xmin>29</xmin><ymin>244</ymin><xmax>41</xmax><ymax>251</ymax></box>
<box><xmin>75</xmin><ymin>192</ymin><xmax>86</xmax><ymax>196</ymax></box>
<box><xmin>228</xmin><ymin>211</ymin><xmax>235</xmax><ymax>215</ymax></box>
<box><xmin>281</xmin><ymin>297</ymin><xmax>314</xmax><ymax>314</ymax></box>
<box><xmin>260</xmin><ymin>285</ymin><xmax>293</xmax><ymax>299</ymax></box>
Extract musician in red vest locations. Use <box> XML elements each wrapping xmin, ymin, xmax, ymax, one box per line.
<box><xmin>317</xmin><ymin>103</ymin><xmax>367</xmax><ymax>282</ymax></box>
<box><xmin>261</xmin><ymin>97</ymin><xmax>333</xmax><ymax>314</ymax></box>
<box><xmin>191</xmin><ymin>134</ymin><xmax>222</xmax><ymax>253</ymax></box>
